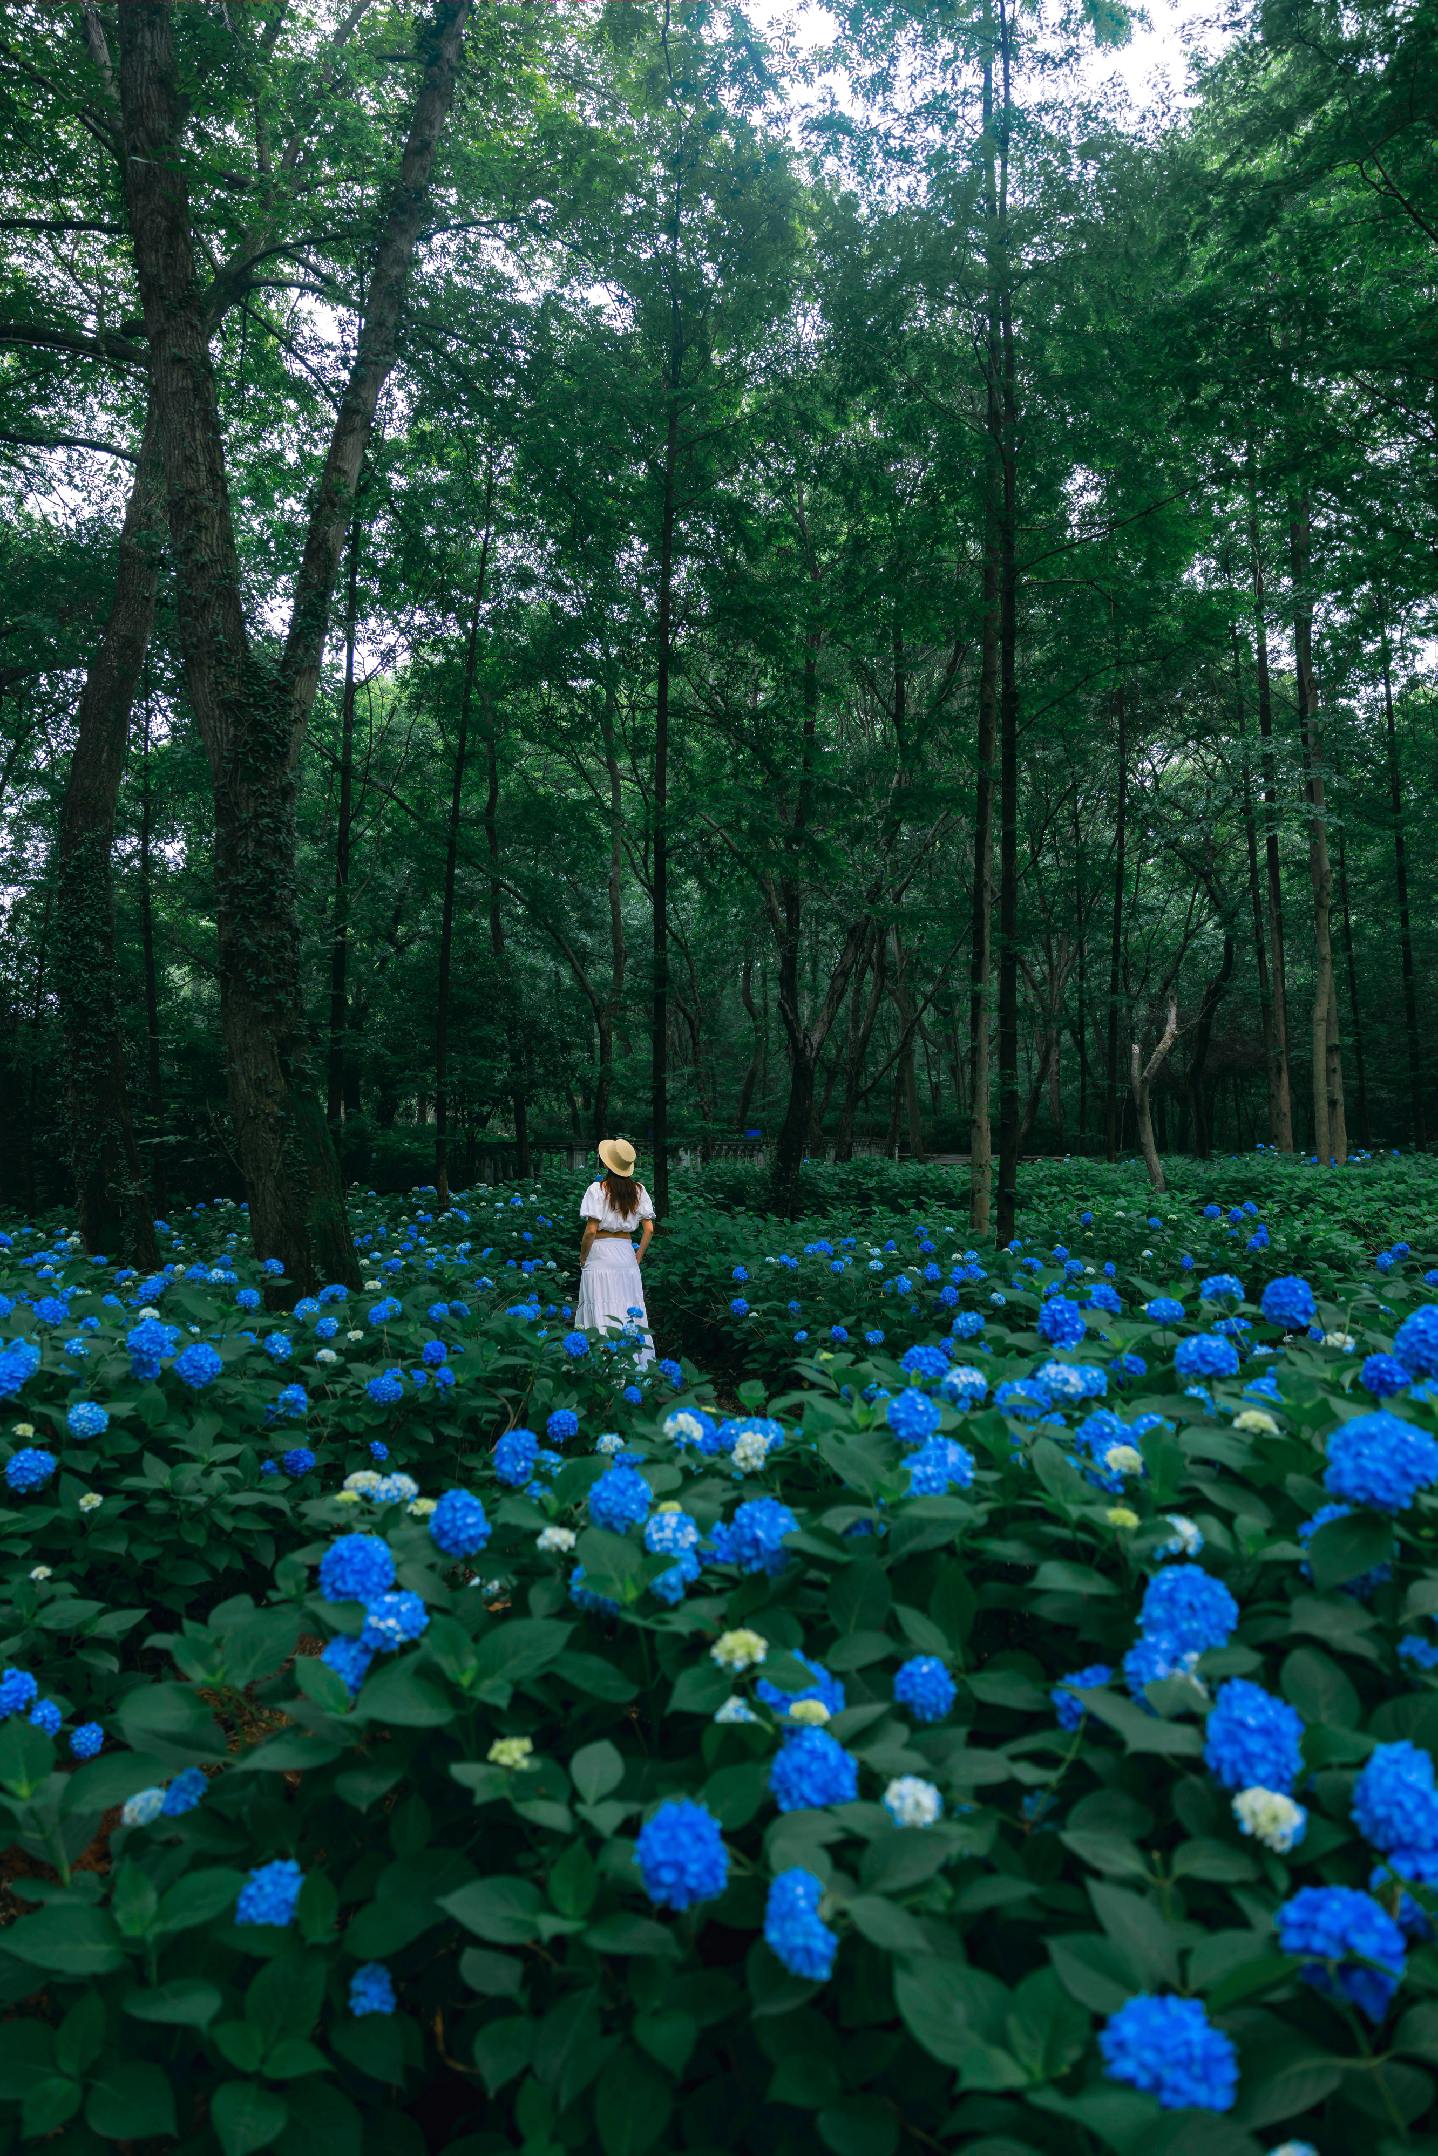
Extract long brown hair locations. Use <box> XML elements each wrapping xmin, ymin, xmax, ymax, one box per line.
<box><xmin>601</xmin><ymin>1171</ymin><xmax>641</xmax><ymax>1221</ymax></box>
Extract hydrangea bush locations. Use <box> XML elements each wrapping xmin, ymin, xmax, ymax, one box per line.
<box><xmin>0</xmin><ymin>1159</ymin><xmax>1437</xmax><ymax>2152</ymax></box>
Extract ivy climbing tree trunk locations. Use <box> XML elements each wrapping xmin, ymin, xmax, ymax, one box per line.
<box><xmin>116</xmin><ymin>0</ymin><xmax>470</xmax><ymax>1290</ymax></box>
<box><xmin>326</xmin><ymin>500</ymin><xmax>363</xmax><ymax>1138</ymax></box>
<box><xmin>53</xmin><ymin>401</ymin><xmax>163</xmax><ymax>1268</ymax></box>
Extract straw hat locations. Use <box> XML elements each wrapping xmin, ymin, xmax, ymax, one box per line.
<box><xmin>597</xmin><ymin>1137</ymin><xmax>637</xmax><ymax>1177</ymax></box>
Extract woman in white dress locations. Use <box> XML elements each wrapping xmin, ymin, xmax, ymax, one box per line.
<box><xmin>574</xmin><ymin>1137</ymin><xmax>656</xmax><ymax>1366</ymax></box>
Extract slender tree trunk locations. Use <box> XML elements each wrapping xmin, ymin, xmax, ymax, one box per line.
<box><xmin>436</xmin><ymin>503</ymin><xmax>492</xmax><ymax>1205</ymax></box>
<box><xmin>837</xmin><ymin>934</ymin><xmax>886</xmax><ymax>1160</ymax></box>
<box><xmin>326</xmin><ymin>501</ymin><xmax>362</xmax><ymax>1134</ymax></box>
<box><xmin>482</xmin><ymin>704</ymin><xmax>529</xmax><ymax>1171</ymax></box>
<box><xmin>1288</xmin><ymin>494</ymin><xmax>1346</xmax><ymax>1164</ymax></box>
<box><xmin>1232</xmin><ymin>624</ymin><xmax>1281</xmax><ymax>1147</ymax></box>
<box><xmin>1186</xmin><ymin>937</ymin><xmax>1234</xmax><ymax>1159</ymax></box>
<box><xmin>1248</xmin><ymin>458</ymin><xmax>1295</xmax><ymax>1150</ymax></box>
<box><xmin>1379</xmin><ymin>605</ymin><xmax>1425</xmax><ymax>1146</ymax></box>
<box><xmin>53</xmin><ymin>402</ymin><xmax>163</xmax><ymax>1267</ymax></box>
<box><xmin>1335</xmin><ymin>812</ymin><xmax>1371</xmax><ymax>1150</ymax></box>
<box><xmin>1104</xmin><ymin>670</ymin><xmax>1127</xmax><ymax>1162</ymax></box>
<box><xmin>25</xmin><ymin>889</ymin><xmax>54</xmax><ymax>1219</ymax></box>
<box><xmin>1131</xmin><ymin>1001</ymin><xmax>1178</xmax><ymax>1193</ymax></box>
<box><xmin>137</xmin><ymin>697</ymin><xmax>165</xmax><ymax>1216</ymax></box>
<box><xmin>117</xmin><ymin>0</ymin><xmax>469</xmax><ymax>1290</ymax></box>
<box><xmin>889</xmin><ymin>929</ymin><xmax>925</xmax><ymax>1162</ymax></box>
<box><xmin>597</xmin><ymin>677</ymin><xmax>627</xmax><ymax>1144</ymax></box>
<box><xmin>736</xmin><ymin>956</ymin><xmax>762</xmax><ymax>1131</ymax></box>
<box><xmin>1072</xmin><ymin>802</ymin><xmax>1090</xmax><ymax>1149</ymax></box>
<box><xmin>993</xmin><ymin>0</ymin><xmax>1021</xmax><ymax>1247</ymax></box>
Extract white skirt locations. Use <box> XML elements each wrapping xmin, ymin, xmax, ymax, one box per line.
<box><xmin>575</xmin><ymin>1239</ymin><xmax>653</xmax><ymax>1366</ymax></box>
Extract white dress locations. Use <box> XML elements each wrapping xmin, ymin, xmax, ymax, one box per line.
<box><xmin>575</xmin><ymin>1180</ymin><xmax>654</xmax><ymax>1366</ymax></box>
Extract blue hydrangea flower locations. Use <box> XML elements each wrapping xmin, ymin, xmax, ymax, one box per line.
<box><xmin>1099</xmin><ymin>1995</ymin><xmax>1238</xmax><ymax>2111</ymax></box>
<box><xmin>350</xmin><ymin>1962</ymin><xmax>396</xmax><ymax>2016</ymax></box>
<box><xmin>1053</xmin><ymin>1664</ymin><xmax>1114</xmax><ymax>1731</ymax></box>
<box><xmin>175</xmin><ymin>1342</ymin><xmax>223</xmax><ymax>1390</ymax></box>
<box><xmin>1393</xmin><ymin>1306</ymin><xmax>1438</xmax><ymax>1378</ymax></box>
<box><xmin>634</xmin><ymin>1799</ymin><xmax>729</xmax><ymax>1910</ymax></box>
<box><xmin>1261</xmin><ymin>1276</ymin><xmax>1316</xmax><ymax>1330</ymax></box>
<box><xmin>162</xmin><ymin>1767</ymin><xmax>207</xmax><ymax>1817</ymax></box>
<box><xmin>429</xmin><ymin>1489</ymin><xmax>491</xmax><ymax>1558</ymax></box>
<box><xmin>1352</xmin><ymin>1742</ymin><xmax>1438</xmax><ymax>1858</ymax></box>
<box><xmin>321</xmin><ymin>1635</ymin><xmax>373</xmax><ymax>1697</ymax></box>
<box><xmin>547</xmin><ymin>1408</ymin><xmax>579</xmax><ymax>1443</ymax></box>
<box><xmin>0</xmin><ymin>1668</ymin><xmax>38</xmax><ymax>1718</ymax></box>
<box><xmin>1203</xmin><ymin>1680</ymin><xmax>1304</xmax><ymax>1794</ymax></box>
<box><xmin>589</xmin><ymin>1464</ymin><xmax>652</xmax><ymax>1534</ymax></box>
<box><xmin>0</xmin><ymin>1340</ymin><xmax>41</xmax><ymax>1398</ymax></box>
<box><xmin>563</xmin><ymin>1331</ymin><xmax>590</xmax><ymax>1359</ymax></box>
<box><xmin>28</xmin><ymin>1698</ymin><xmax>62</xmax><ymax>1737</ymax></box>
<box><xmin>1325</xmin><ymin>1412</ymin><xmax>1438</xmax><ymax>1512</ymax></box>
<box><xmin>769</xmin><ymin>1728</ymin><xmax>860</xmax><ymax>1812</ymax></box>
<box><xmin>1276</xmin><ymin>1885</ymin><xmax>1406</xmax><ymax>2019</ymax></box>
<box><xmin>1362</xmin><ymin>1354</ymin><xmax>1411</xmax><ymax>1400</ymax></box>
<box><xmin>5</xmin><ymin>1447</ymin><xmax>55</xmax><ymax>1493</ymax></box>
<box><xmin>494</xmin><ymin>1428</ymin><xmax>539</xmax><ymax>1487</ymax></box>
<box><xmin>70</xmin><ymin>1721</ymin><xmax>103</xmax><ymax>1759</ymax></box>
<box><xmin>66</xmin><ymin>1401</ymin><xmax>108</xmax><ymax>1441</ymax></box>
<box><xmin>366</xmin><ymin>1371</ymin><xmax>404</xmax><ymax>1406</ymax></box>
<box><xmin>901</xmin><ymin>1344</ymin><xmax>949</xmax><ymax>1383</ymax></box>
<box><xmin>886</xmin><ymin>1388</ymin><xmax>941</xmax><ymax>1446</ymax></box>
<box><xmin>361</xmin><ymin>1591</ymin><xmax>429</xmax><ymax>1654</ymax></box>
<box><xmin>1037</xmin><ymin>1296</ymin><xmax>1086</xmax><ymax>1349</ymax></box>
<box><xmin>711</xmin><ymin>1497</ymin><xmax>798</xmax><ymax>1576</ymax></box>
<box><xmin>1140</xmin><ymin>1566</ymin><xmax>1238</xmax><ymax>1655</ymax></box>
<box><xmin>756</xmin><ymin>1652</ymin><xmax>846</xmax><ymax>1720</ymax></box>
<box><xmin>905</xmin><ymin>1435</ymin><xmax>975</xmax><ymax>1494</ymax></box>
<box><xmin>1175</xmin><ymin>1333</ymin><xmax>1240</xmax><ymax>1381</ymax></box>
<box><xmin>1200</xmin><ymin>1274</ymin><xmax>1244</xmax><ymax>1303</ymax></box>
<box><xmin>569</xmin><ymin>1565</ymin><xmax>619</xmax><ymax>1616</ymax></box>
<box><xmin>281</xmin><ymin>1447</ymin><xmax>315</xmax><ymax>1477</ymax></box>
<box><xmin>894</xmin><ymin>1656</ymin><xmax>955</xmax><ymax>1724</ymax></box>
<box><xmin>317</xmin><ymin>1533</ymin><xmax>395</xmax><ymax>1604</ymax></box>
<box><xmin>235</xmin><ymin>1858</ymin><xmax>304</xmax><ymax>1927</ymax></box>
<box><xmin>764</xmin><ymin>1868</ymin><xmax>837</xmax><ymax>1980</ymax></box>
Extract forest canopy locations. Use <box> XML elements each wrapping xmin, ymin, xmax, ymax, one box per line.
<box><xmin>0</xmin><ymin>0</ymin><xmax>1434</xmax><ymax>1278</ymax></box>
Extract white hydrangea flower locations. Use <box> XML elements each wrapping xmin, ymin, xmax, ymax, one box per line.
<box><xmin>334</xmin><ymin>1489</ymin><xmax>362</xmax><ymax>1505</ymax></box>
<box><xmin>78</xmin><ymin>1492</ymin><xmax>103</xmax><ymax>1513</ymax></box>
<box><xmin>1103</xmin><ymin>1445</ymin><xmax>1144</xmax><ymax>1475</ymax></box>
<box><xmin>1232</xmin><ymin>1786</ymin><xmax>1307</xmax><ymax>1853</ymax></box>
<box><xmin>595</xmin><ymin>1433</ymin><xmax>624</xmax><ymax>1456</ymax></box>
<box><xmin>29</xmin><ymin>1565</ymin><xmax>52</xmax><ymax>1582</ymax></box>
<box><xmin>488</xmin><ymin>1736</ymin><xmax>534</xmax><ymax>1770</ymax></box>
<box><xmin>731</xmin><ymin>1430</ymin><xmax>769</xmax><ymax>1474</ymax></box>
<box><xmin>344</xmin><ymin>1470</ymin><xmax>383</xmax><ymax>1494</ymax></box>
<box><xmin>347</xmin><ymin>1329</ymin><xmax>365</xmax><ymax>1342</ymax></box>
<box><xmin>121</xmin><ymin>1787</ymin><xmax>165</xmax><ymax>1827</ymax></box>
<box><xmin>1323</xmin><ymin>1331</ymin><xmax>1355</xmax><ymax>1352</ymax></box>
<box><xmin>664</xmin><ymin>1410</ymin><xmax>705</xmax><ymax>1445</ymax></box>
<box><xmin>883</xmin><ymin>1776</ymin><xmax>943</xmax><ymax>1829</ymax></box>
<box><xmin>1233</xmin><ymin>1409</ymin><xmax>1280</xmax><ymax>1436</ymax></box>
<box><xmin>315</xmin><ymin>1348</ymin><xmax>339</xmax><ymax>1365</ymax></box>
<box><xmin>1162</xmin><ymin>1514</ymin><xmax>1203</xmax><ymax>1556</ymax></box>
<box><xmin>714</xmin><ymin>1695</ymin><xmax>759</xmax><ymax>1724</ymax></box>
<box><xmin>12</xmin><ymin>1423</ymin><xmax>34</xmax><ymax>1439</ymax></box>
<box><xmin>1106</xmin><ymin>1507</ymin><xmax>1139</xmax><ymax>1529</ymax></box>
<box><xmin>537</xmin><ymin>1526</ymin><xmax>577</xmax><ymax>1553</ymax></box>
<box><xmin>137</xmin><ymin>1305</ymin><xmax>160</xmax><ymax>1320</ymax></box>
<box><xmin>787</xmin><ymin>1699</ymin><xmax>831</xmax><ymax>1726</ymax></box>
<box><xmin>711</xmin><ymin>1628</ymin><xmax>768</xmax><ymax>1671</ymax></box>
<box><xmin>363</xmin><ymin>1279</ymin><xmax>383</xmax><ymax>1291</ymax></box>
<box><xmin>407</xmin><ymin>1498</ymin><xmax>437</xmax><ymax>1518</ymax></box>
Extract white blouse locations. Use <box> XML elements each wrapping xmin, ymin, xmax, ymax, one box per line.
<box><xmin>579</xmin><ymin>1179</ymin><xmax>654</xmax><ymax>1232</ymax></box>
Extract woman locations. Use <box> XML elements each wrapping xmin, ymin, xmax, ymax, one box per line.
<box><xmin>575</xmin><ymin>1137</ymin><xmax>656</xmax><ymax>1365</ymax></box>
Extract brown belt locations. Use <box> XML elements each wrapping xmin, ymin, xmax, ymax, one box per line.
<box><xmin>593</xmin><ymin>1228</ymin><xmax>636</xmax><ymax>1238</ymax></box>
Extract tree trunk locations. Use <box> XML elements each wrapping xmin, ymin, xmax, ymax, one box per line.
<box><xmin>1131</xmin><ymin>1000</ymin><xmax>1178</xmax><ymax>1193</ymax></box>
<box><xmin>1288</xmin><ymin>495</ymin><xmax>1346</xmax><ymax>1164</ymax></box>
<box><xmin>137</xmin><ymin>696</ymin><xmax>166</xmax><ymax>1216</ymax></box>
<box><xmin>1185</xmin><ymin>936</ymin><xmax>1234</xmax><ymax>1159</ymax></box>
<box><xmin>1232</xmin><ymin>623</ymin><xmax>1281</xmax><ymax>1150</ymax></box>
<box><xmin>1104</xmin><ymin>668</ymin><xmax>1127</xmax><ymax>1162</ymax></box>
<box><xmin>53</xmin><ymin>401</ymin><xmax>163</xmax><ymax>1267</ymax></box>
<box><xmin>836</xmin><ymin>934</ymin><xmax>886</xmax><ymax>1160</ymax></box>
<box><xmin>735</xmin><ymin>956</ymin><xmax>762</xmax><ymax>1132</ymax></box>
<box><xmin>1248</xmin><ymin>457</ymin><xmax>1295</xmax><ymax>1150</ymax></box>
<box><xmin>1335</xmin><ymin>810</ymin><xmax>1371</xmax><ymax>1150</ymax></box>
<box><xmin>993</xmin><ymin>0</ymin><xmax>1021</xmax><ymax>1247</ymax></box>
<box><xmin>889</xmin><ymin>928</ymin><xmax>925</xmax><ymax>1162</ymax></box>
<box><xmin>482</xmin><ymin>707</ymin><xmax>529</xmax><ymax>1169</ymax></box>
<box><xmin>598</xmin><ymin>676</ymin><xmax>627</xmax><ymax>1144</ymax></box>
<box><xmin>326</xmin><ymin>498</ymin><xmax>362</xmax><ymax>1135</ymax></box>
<box><xmin>436</xmin><ymin>499</ymin><xmax>493</xmax><ymax>1205</ymax></box>
<box><xmin>117</xmin><ymin>0</ymin><xmax>469</xmax><ymax>1288</ymax></box>
<box><xmin>1379</xmin><ymin>604</ymin><xmax>1425</xmax><ymax>1146</ymax></box>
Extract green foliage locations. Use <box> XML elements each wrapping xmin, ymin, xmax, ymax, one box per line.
<box><xmin>0</xmin><ymin>1160</ymin><xmax>1437</xmax><ymax>2148</ymax></box>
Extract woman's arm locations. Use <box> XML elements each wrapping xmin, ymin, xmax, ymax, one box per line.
<box><xmin>579</xmin><ymin>1221</ymin><xmax>597</xmax><ymax>1265</ymax></box>
<box><xmin>635</xmin><ymin>1220</ymin><xmax>654</xmax><ymax>1265</ymax></box>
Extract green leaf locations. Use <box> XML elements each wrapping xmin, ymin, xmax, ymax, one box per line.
<box><xmin>1306</xmin><ymin>1510</ymin><xmax>1393</xmax><ymax>1593</ymax></box>
<box><xmin>125</xmin><ymin>1977</ymin><xmax>223</xmax><ymax>2027</ymax></box>
<box><xmin>472</xmin><ymin>1617</ymin><xmax>572</xmax><ymax>1689</ymax></box>
<box><xmin>353</xmin><ymin>1661</ymin><xmax>453</xmax><ymax>1727</ymax></box>
<box><xmin>117</xmin><ymin>1682</ymin><xmax>228</xmax><ymax>1764</ymax></box>
<box><xmin>471</xmin><ymin>2016</ymin><xmax>534</xmax><ymax>2096</ymax></box>
<box><xmin>55</xmin><ymin>1989</ymin><xmax>107</xmax><ymax>2078</ymax></box>
<box><xmin>828</xmin><ymin>1555</ymin><xmax>892</xmax><ymax>1633</ymax></box>
<box><xmin>1281</xmin><ymin>1644</ymin><xmax>1360</xmax><ymax>1728</ymax></box>
<box><xmin>22</xmin><ymin>2076</ymin><xmax>82</xmax><ymax>2138</ymax></box>
<box><xmin>583</xmin><ymin>1912</ymin><xmax>682</xmax><ymax>1958</ymax></box>
<box><xmin>555</xmin><ymin>1650</ymin><xmax>638</xmax><ymax>1703</ymax></box>
<box><xmin>85</xmin><ymin>2062</ymin><xmax>178</xmax><ymax>2142</ymax></box>
<box><xmin>211</xmin><ymin>2080</ymin><xmax>290</xmax><ymax>2156</ymax></box>
<box><xmin>846</xmin><ymin>1895</ymin><xmax>929</xmax><ymax>1953</ymax></box>
<box><xmin>3</xmin><ymin>1904</ymin><xmax>125</xmax><ymax>1976</ymax></box>
<box><xmin>595</xmin><ymin>2048</ymin><xmax>672</xmax><ymax>2156</ymax></box>
<box><xmin>818</xmin><ymin>2093</ymin><xmax>900</xmax><ymax>2156</ymax></box>
<box><xmin>157</xmin><ymin>1866</ymin><xmax>248</xmax><ymax>1935</ymax></box>
<box><xmin>571</xmin><ymin>1739</ymin><xmax>624</xmax><ymax>1802</ymax></box>
<box><xmin>0</xmin><ymin>1719</ymin><xmax>56</xmax><ymax>1796</ymax></box>
<box><xmin>440</xmin><ymin>1875</ymin><xmax>544</xmax><ymax>1944</ymax></box>
<box><xmin>1047</xmin><ymin>1932</ymin><xmax>1136</xmax><ymax>2014</ymax></box>
<box><xmin>1088</xmin><ymin>1881</ymin><xmax>1181</xmax><ymax>1988</ymax></box>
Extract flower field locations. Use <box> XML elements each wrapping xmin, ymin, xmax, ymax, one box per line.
<box><xmin>3</xmin><ymin>1157</ymin><xmax>1438</xmax><ymax>2155</ymax></box>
